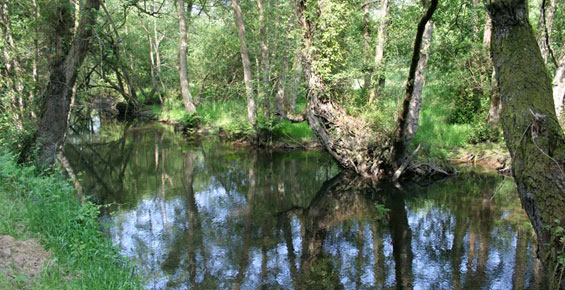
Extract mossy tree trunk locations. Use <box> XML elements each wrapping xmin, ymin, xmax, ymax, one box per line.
<box><xmin>37</xmin><ymin>0</ymin><xmax>101</xmax><ymax>166</ymax></box>
<box><xmin>486</xmin><ymin>0</ymin><xmax>565</xmax><ymax>287</ymax></box>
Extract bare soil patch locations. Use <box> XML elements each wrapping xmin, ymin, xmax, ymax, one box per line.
<box><xmin>0</xmin><ymin>235</ymin><xmax>52</xmax><ymax>278</ymax></box>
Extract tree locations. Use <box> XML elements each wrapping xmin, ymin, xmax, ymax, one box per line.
<box><xmin>485</xmin><ymin>0</ymin><xmax>565</xmax><ymax>287</ymax></box>
<box><xmin>291</xmin><ymin>0</ymin><xmax>437</xmax><ymax>179</ymax></box>
<box><xmin>37</xmin><ymin>0</ymin><xmax>101</xmax><ymax>166</ymax></box>
<box><xmin>178</xmin><ymin>0</ymin><xmax>196</xmax><ymax>114</ymax></box>
<box><xmin>256</xmin><ymin>0</ymin><xmax>271</xmax><ymax>117</ymax></box>
<box><xmin>554</xmin><ymin>48</ymin><xmax>565</xmax><ymax>120</ymax></box>
<box><xmin>369</xmin><ymin>0</ymin><xmax>389</xmax><ymax>103</ymax></box>
<box><xmin>392</xmin><ymin>0</ymin><xmax>438</xmax><ymax>177</ymax></box>
<box><xmin>232</xmin><ymin>0</ymin><xmax>257</xmax><ymax>127</ymax></box>
<box><xmin>537</xmin><ymin>0</ymin><xmax>556</xmax><ymax>65</ymax></box>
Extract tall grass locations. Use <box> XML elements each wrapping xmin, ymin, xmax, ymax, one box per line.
<box><xmin>0</xmin><ymin>152</ymin><xmax>141</xmax><ymax>289</ymax></box>
<box><xmin>411</xmin><ymin>82</ymin><xmax>474</xmax><ymax>157</ymax></box>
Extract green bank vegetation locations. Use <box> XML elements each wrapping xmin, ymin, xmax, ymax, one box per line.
<box><xmin>0</xmin><ymin>152</ymin><xmax>141</xmax><ymax>289</ymax></box>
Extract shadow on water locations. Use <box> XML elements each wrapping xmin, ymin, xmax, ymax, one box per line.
<box><xmin>64</xmin><ymin>121</ymin><xmax>547</xmax><ymax>289</ymax></box>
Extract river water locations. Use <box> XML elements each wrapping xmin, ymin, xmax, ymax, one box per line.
<box><xmin>65</xmin><ymin>121</ymin><xmax>546</xmax><ymax>289</ymax></box>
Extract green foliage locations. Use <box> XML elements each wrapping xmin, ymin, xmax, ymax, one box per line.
<box><xmin>447</xmin><ymin>86</ymin><xmax>483</xmax><ymax>125</ymax></box>
<box><xmin>0</xmin><ymin>152</ymin><xmax>141</xmax><ymax>289</ymax></box>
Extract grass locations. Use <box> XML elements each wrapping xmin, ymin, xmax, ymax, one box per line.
<box><xmin>0</xmin><ymin>152</ymin><xmax>141</xmax><ymax>289</ymax></box>
<box><xmin>412</xmin><ymin>82</ymin><xmax>480</xmax><ymax>158</ymax></box>
<box><xmin>152</xmin><ymin>73</ymin><xmax>504</xmax><ymax>157</ymax></box>
<box><xmin>154</xmin><ymin>98</ymin><xmax>315</xmax><ymax>145</ymax></box>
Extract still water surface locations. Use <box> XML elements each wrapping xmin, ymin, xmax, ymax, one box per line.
<box><xmin>65</xmin><ymin>121</ymin><xmax>545</xmax><ymax>289</ymax></box>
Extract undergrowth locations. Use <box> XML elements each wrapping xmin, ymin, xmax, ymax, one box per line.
<box><xmin>0</xmin><ymin>152</ymin><xmax>141</xmax><ymax>289</ymax></box>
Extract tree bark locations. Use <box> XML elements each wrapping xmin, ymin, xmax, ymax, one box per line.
<box><xmin>0</xmin><ymin>1</ymin><xmax>27</xmax><ymax>127</ymax></box>
<box><xmin>363</xmin><ymin>0</ymin><xmax>371</xmax><ymax>90</ymax></box>
<box><xmin>486</xmin><ymin>0</ymin><xmax>565</xmax><ymax>288</ymax></box>
<box><xmin>405</xmin><ymin>21</ymin><xmax>433</xmax><ymax>143</ymax></box>
<box><xmin>392</xmin><ymin>0</ymin><xmax>438</xmax><ymax>168</ymax></box>
<box><xmin>554</xmin><ymin>50</ymin><xmax>565</xmax><ymax>120</ymax></box>
<box><xmin>287</xmin><ymin>52</ymin><xmax>302</xmax><ymax>113</ymax></box>
<box><xmin>177</xmin><ymin>0</ymin><xmax>196</xmax><ymax>114</ymax></box>
<box><xmin>37</xmin><ymin>0</ymin><xmax>101</xmax><ymax>166</ymax></box>
<box><xmin>140</xmin><ymin>19</ymin><xmax>160</xmax><ymax>103</ymax></box>
<box><xmin>294</xmin><ymin>0</ymin><xmax>387</xmax><ymax>177</ymax></box>
<box><xmin>257</xmin><ymin>0</ymin><xmax>271</xmax><ymax>117</ymax></box>
<box><xmin>232</xmin><ymin>0</ymin><xmax>257</xmax><ymax>127</ymax></box>
<box><xmin>368</xmin><ymin>0</ymin><xmax>389</xmax><ymax>103</ymax></box>
<box><xmin>537</xmin><ymin>0</ymin><xmax>556</xmax><ymax>65</ymax></box>
<box><xmin>484</xmin><ymin>15</ymin><xmax>502</xmax><ymax>127</ymax></box>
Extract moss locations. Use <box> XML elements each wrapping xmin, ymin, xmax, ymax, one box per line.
<box><xmin>489</xmin><ymin>2</ymin><xmax>565</xmax><ymax>286</ymax></box>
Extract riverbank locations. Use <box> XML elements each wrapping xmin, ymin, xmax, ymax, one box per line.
<box><xmin>0</xmin><ymin>152</ymin><xmax>141</xmax><ymax>289</ymax></box>
<box><xmin>149</xmin><ymin>99</ymin><xmax>509</xmax><ymax>174</ymax></box>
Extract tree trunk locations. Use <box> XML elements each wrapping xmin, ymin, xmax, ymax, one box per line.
<box><xmin>153</xmin><ymin>0</ymin><xmax>166</xmax><ymax>99</ymax></box>
<box><xmin>275</xmin><ymin>54</ymin><xmax>289</xmax><ymax>116</ymax></box>
<box><xmin>287</xmin><ymin>52</ymin><xmax>302</xmax><ymax>113</ymax></box>
<box><xmin>140</xmin><ymin>19</ymin><xmax>160</xmax><ymax>103</ymax></box>
<box><xmin>392</xmin><ymin>0</ymin><xmax>438</xmax><ymax>168</ymax></box>
<box><xmin>232</xmin><ymin>0</ymin><xmax>257</xmax><ymax>127</ymax></box>
<box><xmin>177</xmin><ymin>0</ymin><xmax>196</xmax><ymax>114</ymax></box>
<box><xmin>369</xmin><ymin>0</ymin><xmax>389</xmax><ymax>103</ymax></box>
<box><xmin>257</xmin><ymin>0</ymin><xmax>271</xmax><ymax>117</ymax></box>
<box><xmin>363</xmin><ymin>0</ymin><xmax>371</xmax><ymax>90</ymax></box>
<box><xmin>537</xmin><ymin>0</ymin><xmax>556</xmax><ymax>65</ymax></box>
<box><xmin>484</xmin><ymin>15</ymin><xmax>502</xmax><ymax>127</ymax></box>
<box><xmin>294</xmin><ymin>0</ymin><xmax>387</xmax><ymax>177</ymax></box>
<box><xmin>554</xmin><ymin>50</ymin><xmax>565</xmax><ymax>120</ymax></box>
<box><xmin>101</xmin><ymin>3</ymin><xmax>141</xmax><ymax>109</ymax></box>
<box><xmin>0</xmin><ymin>1</ymin><xmax>27</xmax><ymax>127</ymax></box>
<box><xmin>37</xmin><ymin>0</ymin><xmax>101</xmax><ymax>166</ymax></box>
<box><xmin>486</xmin><ymin>0</ymin><xmax>565</xmax><ymax>288</ymax></box>
<box><xmin>405</xmin><ymin>21</ymin><xmax>433</xmax><ymax>143</ymax></box>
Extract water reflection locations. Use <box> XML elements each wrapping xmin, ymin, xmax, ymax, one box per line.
<box><xmin>65</xmin><ymin>122</ymin><xmax>546</xmax><ymax>289</ymax></box>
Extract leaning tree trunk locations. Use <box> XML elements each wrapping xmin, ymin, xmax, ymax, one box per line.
<box><xmin>37</xmin><ymin>0</ymin><xmax>101</xmax><ymax>166</ymax></box>
<box><xmin>177</xmin><ymin>0</ymin><xmax>196</xmax><ymax>114</ymax></box>
<box><xmin>554</xmin><ymin>50</ymin><xmax>565</xmax><ymax>120</ymax></box>
<box><xmin>293</xmin><ymin>0</ymin><xmax>436</xmax><ymax>179</ymax></box>
<box><xmin>232</xmin><ymin>0</ymin><xmax>257</xmax><ymax>127</ymax></box>
<box><xmin>486</xmin><ymin>0</ymin><xmax>565</xmax><ymax>288</ymax></box>
<box><xmin>392</xmin><ymin>0</ymin><xmax>438</xmax><ymax>172</ymax></box>
<box><xmin>404</xmin><ymin>21</ymin><xmax>433</xmax><ymax>144</ymax></box>
<box><xmin>294</xmin><ymin>0</ymin><xmax>388</xmax><ymax>178</ymax></box>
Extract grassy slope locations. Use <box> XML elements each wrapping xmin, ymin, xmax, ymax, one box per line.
<box><xmin>0</xmin><ymin>152</ymin><xmax>141</xmax><ymax>289</ymax></box>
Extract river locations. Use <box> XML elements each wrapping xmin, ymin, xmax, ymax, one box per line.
<box><xmin>64</xmin><ymin>120</ymin><xmax>545</xmax><ymax>289</ymax></box>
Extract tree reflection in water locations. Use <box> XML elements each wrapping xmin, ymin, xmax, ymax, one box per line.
<box><xmin>66</xmin><ymin>122</ymin><xmax>546</xmax><ymax>289</ymax></box>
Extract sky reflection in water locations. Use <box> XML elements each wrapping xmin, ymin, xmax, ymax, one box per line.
<box><xmin>65</xmin><ymin>122</ymin><xmax>545</xmax><ymax>289</ymax></box>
